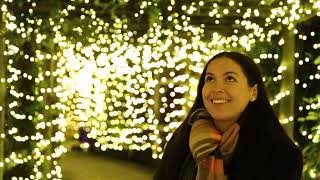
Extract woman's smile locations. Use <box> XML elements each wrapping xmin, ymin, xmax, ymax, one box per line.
<box><xmin>210</xmin><ymin>98</ymin><xmax>231</xmax><ymax>104</ymax></box>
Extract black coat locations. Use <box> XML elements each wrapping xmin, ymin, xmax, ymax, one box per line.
<box><xmin>154</xmin><ymin>119</ymin><xmax>303</xmax><ymax>180</ymax></box>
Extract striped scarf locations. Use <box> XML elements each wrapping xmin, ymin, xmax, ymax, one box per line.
<box><xmin>189</xmin><ymin>110</ymin><xmax>240</xmax><ymax>180</ymax></box>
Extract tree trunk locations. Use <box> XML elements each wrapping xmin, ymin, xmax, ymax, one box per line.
<box><xmin>0</xmin><ymin>8</ymin><xmax>7</xmax><ymax>180</ymax></box>
<box><xmin>279</xmin><ymin>28</ymin><xmax>295</xmax><ymax>140</ymax></box>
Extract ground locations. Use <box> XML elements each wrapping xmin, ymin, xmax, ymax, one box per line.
<box><xmin>60</xmin><ymin>141</ymin><xmax>155</xmax><ymax>180</ymax></box>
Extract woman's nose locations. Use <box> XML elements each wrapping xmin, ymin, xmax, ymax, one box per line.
<box><xmin>209</xmin><ymin>80</ymin><xmax>225</xmax><ymax>93</ymax></box>
<box><xmin>213</xmin><ymin>88</ymin><xmax>224</xmax><ymax>94</ymax></box>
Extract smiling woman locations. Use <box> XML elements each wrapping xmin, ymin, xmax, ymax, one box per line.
<box><xmin>153</xmin><ymin>52</ymin><xmax>302</xmax><ymax>180</ymax></box>
<box><xmin>202</xmin><ymin>57</ymin><xmax>258</xmax><ymax>132</ymax></box>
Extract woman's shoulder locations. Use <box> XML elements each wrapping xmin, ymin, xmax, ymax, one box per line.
<box><xmin>229</xmin><ymin>124</ymin><xmax>303</xmax><ymax>180</ymax></box>
<box><xmin>269</xmin><ymin>138</ymin><xmax>302</xmax><ymax>160</ymax></box>
<box><xmin>271</xmin><ymin>143</ymin><xmax>301</xmax><ymax>163</ymax></box>
<box><xmin>266</xmin><ymin>140</ymin><xmax>303</xmax><ymax>179</ymax></box>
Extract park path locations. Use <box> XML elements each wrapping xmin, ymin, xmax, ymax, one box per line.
<box><xmin>60</xmin><ymin>141</ymin><xmax>155</xmax><ymax>180</ymax></box>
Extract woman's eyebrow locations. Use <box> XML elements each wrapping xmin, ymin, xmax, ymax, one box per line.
<box><xmin>224</xmin><ymin>72</ymin><xmax>239</xmax><ymax>76</ymax></box>
<box><xmin>205</xmin><ymin>72</ymin><xmax>238</xmax><ymax>76</ymax></box>
<box><xmin>205</xmin><ymin>72</ymin><xmax>214</xmax><ymax>76</ymax></box>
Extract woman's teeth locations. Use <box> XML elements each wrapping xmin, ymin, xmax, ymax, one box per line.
<box><xmin>211</xmin><ymin>99</ymin><xmax>229</xmax><ymax>104</ymax></box>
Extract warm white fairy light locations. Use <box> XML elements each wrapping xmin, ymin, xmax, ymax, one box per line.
<box><xmin>1</xmin><ymin>2</ymin><xmax>319</xmax><ymax>180</ymax></box>
<box><xmin>291</xmin><ymin>6</ymin><xmax>320</xmax><ymax>179</ymax></box>
<box><xmin>1</xmin><ymin>1</ymin><xmax>67</xmax><ymax>179</ymax></box>
<box><xmin>53</xmin><ymin>0</ymin><xmax>320</xmax><ymax>160</ymax></box>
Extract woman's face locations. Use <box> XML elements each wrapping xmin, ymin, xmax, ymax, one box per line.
<box><xmin>202</xmin><ymin>57</ymin><xmax>257</xmax><ymax>124</ymax></box>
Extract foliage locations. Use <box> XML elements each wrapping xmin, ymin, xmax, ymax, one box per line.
<box><xmin>295</xmin><ymin>16</ymin><xmax>320</xmax><ymax>179</ymax></box>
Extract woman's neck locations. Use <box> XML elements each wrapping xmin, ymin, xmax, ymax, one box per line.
<box><xmin>213</xmin><ymin>118</ymin><xmax>238</xmax><ymax>133</ymax></box>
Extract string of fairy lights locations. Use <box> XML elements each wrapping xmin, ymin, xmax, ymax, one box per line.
<box><xmin>55</xmin><ymin>0</ymin><xmax>320</xmax><ymax>158</ymax></box>
<box><xmin>1</xmin><ymin>0</ymin><xmax>67</xmax><ymax>179</ymax></box>
<box><xmin>0</xmin><ymin>0</ymin><xmax>319</xmax><ymax>179</ymax></box>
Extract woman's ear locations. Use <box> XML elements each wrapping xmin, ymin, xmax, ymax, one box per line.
<box><xmin>250</xmin><ymin>84</ymin><xmax>258</xmax><ymax>102</ymax></box>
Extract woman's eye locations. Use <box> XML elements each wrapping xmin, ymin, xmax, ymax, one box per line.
<box><xmin>205</xmin><ymin>76</ymin><xmax>214</xmax><ymax>82</ymax></box>
<box><xmin>226</xmin><ymin>76</ymin><xmax>236</xmax><ymax>82</ymax></box>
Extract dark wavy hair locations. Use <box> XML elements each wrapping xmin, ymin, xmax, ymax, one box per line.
<box><xmin>154</xmin><ymin>52</ymin><xmax>301</xmax><ymax>179</ymax></box>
